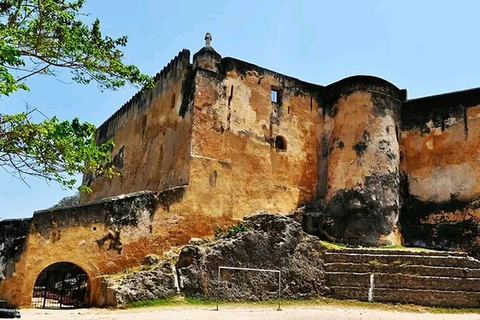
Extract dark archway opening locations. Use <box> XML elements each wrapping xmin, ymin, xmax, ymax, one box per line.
<box><xmin>275</xmin><ymin>136</ymin><xmax>287</xmax><ymax>151</ymax></box>
<box><xmin>32</xmin><ymin>262</ymin><xmax>90</xmax><ymax>309</ymax></box>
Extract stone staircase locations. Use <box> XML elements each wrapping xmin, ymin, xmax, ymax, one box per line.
<box><xmin>324</xmin><ymin>248</ymin><xmax>480</xmax><ymax>307</ymax></box>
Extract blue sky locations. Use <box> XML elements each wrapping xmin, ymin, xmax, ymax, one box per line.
<box><xmin>1</xmin><ymin>0</ymin><xmax>479</xmax><ymax>219</ymax></box>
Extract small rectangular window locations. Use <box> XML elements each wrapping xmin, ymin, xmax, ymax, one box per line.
<box><xmin>271</xmin><ymin>87</ymin><xmax>282</xmax><ymax>104</ymax></box>
<box><xmin>271</xmin><ymin>90</ymin><xmax>278</xmax><ymax>103</ymax></box>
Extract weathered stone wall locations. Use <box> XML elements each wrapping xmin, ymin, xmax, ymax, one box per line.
<box><xmin>82</xmin><ymin>50</ymin><xmax>194</xmax><ymax>202</ymax></box>
<box><xmin>0</xmin><ymin>219</ymin><xmax>30</xmax><ymax>282</ymax></box>
<box><xmin>176</xmin><ymin>213</ymin><xmax>328</xmax><ymax>301</ymax></box>
<box><xmin>133</xmin><ymin>56</ymin><xmax>325</xmax><ymax>260</ymax></box>
<box><xmin>400</xmin><ymin>88</ymin><xmax>480</xmax><ymax>257</ymax></box>
<box><xmin>325</xmin><ymin>248</ymin><xmax>480</xmax><ymax>307</ymax></box>
<box><xmin>7</xmin><ymin>42</ymin><xmax>480</xmax><ymax>309</ymax></box>
<box><xmin>304</xmin><ymin>76</ymin><xmax>406</xmax><ymax>246</ymax></box>
<box><xmin>187</xmin><ymin>58</ymin><xmax>322</xmax><ymax>222</ymax></box>
<box><xmin>0</xmin><ymin>191</ymin><xmax>158</xmax><ymax>307</ymax></box>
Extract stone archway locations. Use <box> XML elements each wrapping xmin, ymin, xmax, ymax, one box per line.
<box><xmin>31</xmin><ymin>262</ymin><xmax>90</xmax><ymax>309</ymax></box>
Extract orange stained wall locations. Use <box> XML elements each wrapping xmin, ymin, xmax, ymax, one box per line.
<box><xmin>401</xmin><ymin>104</ymin><xmax>480</xmax><ymax>223</ymax></box>
<box><xmin>187</xmin><ymin>61</ymin><xmax>323</xmax><ymax>221</ymax></box>
<box><xmin>82</xmin><ymin>50</ymin><xmax>193</xmax><ymax>202</ymax></box>
<box><xmin>0</xmin><ymin>192</ymin><xmax>159</xmax><ymax>307</ymax></box>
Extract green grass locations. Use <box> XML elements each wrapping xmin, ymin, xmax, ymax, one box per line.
<box><xmin>319</xmin><ymin>240</ymin><xmax>347</xmax><ymax>249</ymax></box>
<box><xmin>319</xmin><ymin>239</ymin><xmax>435</xmax><ymax>252</ymax></box>
<box><xmin>368</xmin><ymin>259</ymin><xmax>382</xmax><ymax>266</ymax></box>
<box><xmin>380</xmin><ymin>244</ymin><xmax>433</xmax><ymax>251</ymax></box>
<box><xmin>125</xmin><ymin>296</ymin><xmax>480</xmax><ymax>314</ymax></box>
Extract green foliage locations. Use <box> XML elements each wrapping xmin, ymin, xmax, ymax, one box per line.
<box><xmin>0</xmin><ymin>0</ymin><xmax>154</xmax><ymax>189</ymax></box>
<box><xmin>49</xmin><ymin>191</ymin><xmax>80</xmax><ymax>208</ymax></box>
<box><xmin>127</xmin><ymin>297</ymin><xmax>176</xmax><ymax>308</ymax></box>
<box><xmin>0</xmin><ymin>110</ymin><xmax>115</xmax><ymax>190</ymax></box>
<box><xmin>0</xmin><ymin>0</ymin><xmax>153</xmax><ymax>94</ymax></box>
<box><xmin>368</xmin><ymin>259</ymin><xmax>382</xmax><ymax>266</ymax></box>
<box><xmin>319</xmin><ymin>240</ymin><xmax>348</xmax><ymax>249</ymax></box>
<box><xmin>214</xmin><ymin>223</ymin><xmax>248</xmax><ymax>239</ymax></box>
<box><xmin>380</xmin><ymin>244</ymin><xmax>432</xmax><ymax>251</ymax></box>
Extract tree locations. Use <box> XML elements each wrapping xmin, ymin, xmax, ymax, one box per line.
<box><xmin>0</xmin><ymin>0</ymin><xmax>153</xmax><ymax>191</ymax></box>
<box><xmin>49</xmin><ymin>191</ymin><xmax>80</xmax><ymax>208</ymax></box>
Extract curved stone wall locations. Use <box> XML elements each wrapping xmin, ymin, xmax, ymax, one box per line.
<box><xmin>322</xmin><ymin>76</ymin><xmax>405</xmax><ymax>246</ymax></box>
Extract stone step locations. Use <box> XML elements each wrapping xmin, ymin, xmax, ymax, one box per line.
<box><xmin>324</xmin><ymin>262</ymin><xmax>480</xmax><ymax>278</ymax></box>
<box><xmin>324</xmin><ymin>252</ymin><xmax>480</xmax><ymax>268</ymax></box>
<box><xmin>326</xmin><ymin>272</ymin><xmax>480</xmax><ymax>291</ymax></box>
<box><xmin>332</xmin><ymin>248</ymin><xmax>468</xmax><ymax>257</ymax></box>
<box><xmin>329</xmin><ymin>286</ymin><xmax>480</xmax><ymax>308</ymax></box>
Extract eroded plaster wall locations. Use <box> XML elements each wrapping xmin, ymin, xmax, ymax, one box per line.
<box><xmin>400</xmin><ymin>90</ymin><xmax>480</xmax><ymax>256</ymax></box>
<box><xmin>139</xmin><ymin>57</ymin><xmax>325</xmax><ymax>251</ymax></box>
<box><xmin>8</xmin><ymin>42</ymin><xmax>480</xmax><ymax>309</ymax></box>
<box><xmin>187</xmin><ymin>58</ymin><xmax>322</xmax><ymax>221</ymax></box>
<box><xmin>82</xmin><ymin>50</ymin><xmax>194</xmax><ymax>202</ymax></box>
<box><xmin>311</xmin><ymin>77</ymin><xmax>405</xmax><ymax>246</ymax></box>
<box><xmin>0</xmin><ymin>219</ymin><xmax>30</xmax><ymax>284</ymax></box>
<box><xmin>0</xmin><ymin>192</ymin><xmax>158</xmax><ymax>307</ymax></box>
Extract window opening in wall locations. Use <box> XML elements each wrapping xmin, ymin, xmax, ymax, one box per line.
<box><xmin>441</xmin><ymin>112</ymin><xmax>446</xmax><ymax>132</ymax></box>
<box><xmin>141</xmin><ymin>115</ymin><xmax>147</xmax><ymax>139</ymax></box>
<box><xmin>275</xmin><ymin>136</ymin><xmax>287</xmax><ymax>151</ymax></box>
<box><xmin>271</xmin><ymin>87</ymin><xmax>282</xmax><ymax>104</ymax></box>
<box><xmin>228</xmin><ymin>85</ymin><xmax>234</xmax><ymax>106</ymax></box>
<box><xmin>171</xmin><ymin>93</ymin><xmax>176</xmax><ymax>109</ymax></box>
<box><xmin>461</xmin><ymin>104</ymin><xmax>468</xmax><ymax>138</ymax></box>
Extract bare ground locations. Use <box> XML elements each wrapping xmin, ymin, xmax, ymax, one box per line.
<box><xmin>18</xmin><ymin>305</ymin><xmax>480</xmax><ymax>320</ymax></box>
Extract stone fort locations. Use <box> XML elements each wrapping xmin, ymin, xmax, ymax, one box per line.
<box><xmin>2</xmin><ymin>34</ymin><xmax>480</xmax><ymax>307</ymax></box>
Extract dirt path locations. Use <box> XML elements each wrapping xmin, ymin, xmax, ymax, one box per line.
<box><xmin>18</xmin><ymin>306</ymin><xmax>480</xmax><ymax>320</ymax></box>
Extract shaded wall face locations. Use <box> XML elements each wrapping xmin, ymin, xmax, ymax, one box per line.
<box><xmin>82</xmin><ymin>52</ymin><xmax>193</xmax><ymax>202</ymax></box>
<box><xmin>188</xmin><ymin>64</ymin><xmax>322</xmax><ymax>220</ymax></box>
<box><xmin>401</xmin><ymin>103</ymin><xmax>480</xmax><ymax>256</ymax></box>
<box><xmin>323</xmin><ymin>90</ymin><xmax>402</xmax><ymax>246</ymax></box>
<box><xmin>0</xmin><ymin>219</ymin><xmax>30</xmax><ymax>284</ymax></box>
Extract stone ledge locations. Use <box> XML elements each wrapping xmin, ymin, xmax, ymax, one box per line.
<box><xmin>330</xmin><ymin>286</ymin><xmax>480</xmax><ymax>307</ymax></box>
<box><xmin>327</xmin><ymin>272</ymin><xmax>480</xmax><ymax>291</ymax></box>
<box><xmin>324</xmin><ymin>252</ymin><xmax>480</xmax><ymax>268</ymax></box>
<box><xmin>324</xmin><ymin>262</ymin><xmax>480</xmax><ymax>277</ymax></box>
<box><xmin>331</xmin><ymin>248</ymin><xmax>468</xmax><ymax>257</ymax></box>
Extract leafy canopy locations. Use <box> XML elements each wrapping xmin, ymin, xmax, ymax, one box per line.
<box><xmin>0</xmin><ymin>0</ymin><xmax>153</xmax><ymax>191</ymax></box>
<box><xmin>49</xmin><ymin>191</ymin><xmax>80</xmax><ymax>208</ymax></box>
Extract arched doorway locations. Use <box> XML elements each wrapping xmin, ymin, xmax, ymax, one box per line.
<box><xmin>32</xmin><ymin>262</ymin><xmax>90</xmax><ymax>309</ymax></box>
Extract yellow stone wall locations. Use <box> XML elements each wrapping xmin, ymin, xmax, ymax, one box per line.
<box><xmin>401</xmin><ymin>104</ymin><xmax>480</xmax><ymax>224</ymax></box>
<box><xmin>188</xmin><ymin>66</ymin><xmax>321</xmax><ymax>221</ymax></box>
<box><xmin>0</xmin><ymin>193</ymin><xmax>159</xmax><ymax>307</ymax></box>
<box><xmin>5</xmin><ymin>47</ymin><xmax>480</xmax><ymax>308</ymax></box>
<box><xmin>82</xmin><ymin>50</ymin><xmax>193</xmax><ymax>202</ymax></box>
<box><xmin>402</xmin><ymin>105</ymin><xmax>480</xmax><ymax>206</ymax></box>
<box><xmin>1</xmin><ymin>54</ymin><xmax>324</xmax><ymax>308</ymax></box>
<box><xmin>314</xmin><ymin>77</ymin><xmax>405</xmax><ymax>246</ymax></box>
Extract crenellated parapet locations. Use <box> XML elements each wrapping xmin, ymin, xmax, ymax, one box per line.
<box><xmin>96</xmin><ymin>49</ymin><xmax>192</xmax><ymax>145</ymax></box>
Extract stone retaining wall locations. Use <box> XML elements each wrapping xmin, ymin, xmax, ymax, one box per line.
<box><xmin>325</xmin><ymin>248</ymin><xmax>480</xmax><ymax>307</ymax></box>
